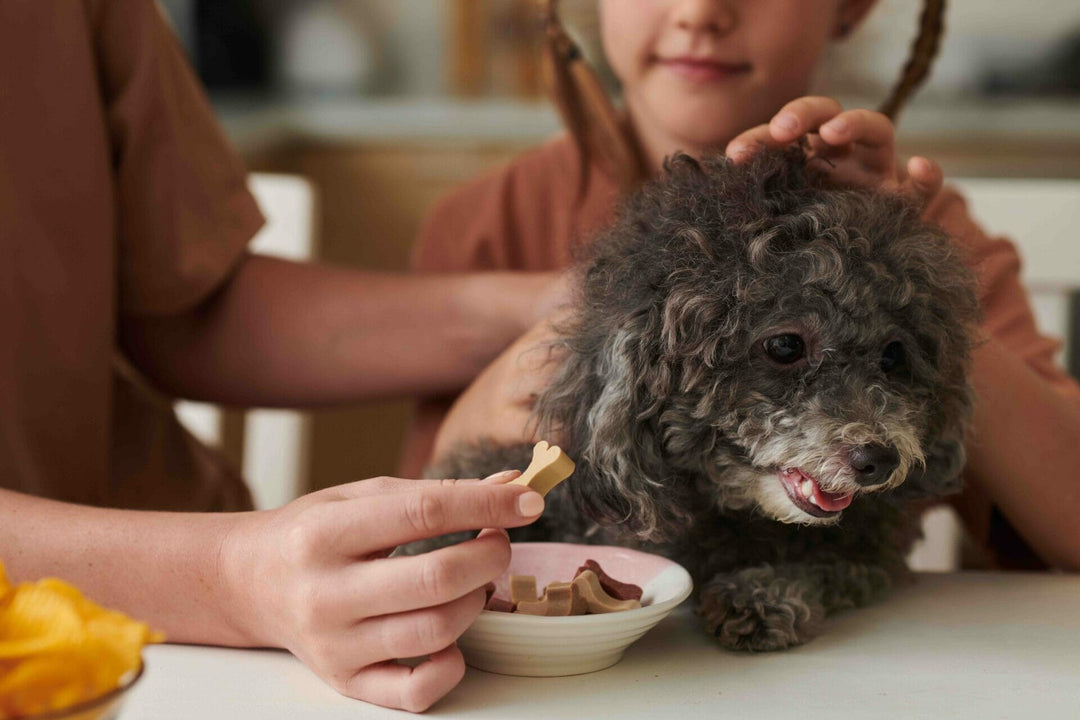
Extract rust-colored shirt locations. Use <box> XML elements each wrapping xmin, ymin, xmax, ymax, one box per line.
<box><xmin>0</xmin><ymin>1</ymin><xmax>262</xmax><ymax>511</ymax></box>
<box><xmin>404</xmin><ymin>133</ymin><xmax>1080</xmax><ymax>568</ymax></box>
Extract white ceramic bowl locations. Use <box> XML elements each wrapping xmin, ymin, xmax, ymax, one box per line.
<box><xmin>458</xmin><ymin>543</ymin><xmax>693</xmax><ymax>677</ymax></box>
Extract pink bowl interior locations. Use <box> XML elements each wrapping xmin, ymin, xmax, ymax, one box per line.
<box><xmin>490</xmin><ymin>543</ymin><xmax>676</xmax><ymax>603</ymax></box>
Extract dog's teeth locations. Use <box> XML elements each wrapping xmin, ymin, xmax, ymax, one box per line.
<box><xmin>801</xmin><ymin>480</ymin><xmax>814</xmax><ymax>499</ymax></box>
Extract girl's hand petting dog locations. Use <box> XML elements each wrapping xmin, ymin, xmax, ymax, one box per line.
<box><xmin>726</xmin><ymin>96</ymin><xmax>944</xmax><ymax>205</ymax></box>
<box><xmin>433</xmin><ymin>316</ymin><xmax>568</xmax><ymax>463</ymax></box>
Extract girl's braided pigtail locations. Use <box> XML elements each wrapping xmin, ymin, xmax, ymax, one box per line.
<box><xmin>540</xmin><ymin>0</ymin><xmax>645</xmax><ymax>195</ymax></box>
<box><xmin>879</xmin><ymin>0</ymin><xmax>946</xmax><ymax>121</ymax></box>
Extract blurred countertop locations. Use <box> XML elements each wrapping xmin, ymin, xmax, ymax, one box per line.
<box><xmin>213</xmin><ymin>94</ymin><xmax>1080</xmax><ymax>156</ymax></box>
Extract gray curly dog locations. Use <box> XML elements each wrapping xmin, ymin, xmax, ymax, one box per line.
<box><xmin>427</xmin><ymin>147</ymin><xmax>980</xmax><ymax>652</ymax></box>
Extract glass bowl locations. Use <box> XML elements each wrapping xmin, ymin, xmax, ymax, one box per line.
<box><xmin>19</xmin><ymin>661</ymin><xmax>143</xmax><ymax>720</ymax></box>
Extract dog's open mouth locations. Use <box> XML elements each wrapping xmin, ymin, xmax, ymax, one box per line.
<box><xmin>778</xmin><ymin>468</ymin><xmax>853</xmax><ymax>518</ymax></box>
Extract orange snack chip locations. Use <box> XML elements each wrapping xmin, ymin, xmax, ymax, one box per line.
<box><xmin>0</xmin><ymin>560</ymin><xmax>163</xmax><ymax>718</ymax></box>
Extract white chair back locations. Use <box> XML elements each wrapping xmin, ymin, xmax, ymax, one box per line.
<box><xmin>175</xmin><ymin>173</ymin><xmax>317</xmax><ymax>509</ymax></box>
<box><xmin>954</xmin><ymin>178</ymin><xmax>1080</xmax><ymax>373</ymax></box>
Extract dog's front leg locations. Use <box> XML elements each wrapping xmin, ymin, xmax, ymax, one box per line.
<box><xmin>698</xmin><ymin>560</ymin><xmax>893</xmax><ymax>651</ymax></box>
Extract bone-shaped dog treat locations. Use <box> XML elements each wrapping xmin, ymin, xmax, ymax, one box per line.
<box><xmin>516</xmin><ymin>582</ymin><xmax>572</xmax><ymax>616</ymax></box>
<box><xmin>575</xmin><ymin>559</ymin><xmax>643</xmax><ymax>601</ymax></box>
<box><xmin>572</xmin><ymin>570</ymin><xmax>642</xmax><ymax>613</ymax></box>
<box><xmin>509</xmin><ymin>575</ymin><xmax>539</xmax><ymax>605</ymax></box>
<box><xmin>510</xmin><ymin>441</ymin><xmax>575</xmax><ymax>497</ymax></box>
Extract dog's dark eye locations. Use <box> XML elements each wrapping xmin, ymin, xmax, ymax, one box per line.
<box><xmin>880</xmin><ymin>341</ymin><xmax>906</xmax><ymax>374</ymax></box>
<box><xmin>763</xmin><ymin>334</ymin><xmax>805</xmax><ymax>364</ymax></box>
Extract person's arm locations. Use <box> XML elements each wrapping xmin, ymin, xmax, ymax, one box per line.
<box><xmin>0</xmin><ymin>474</ymin><xmax>545</xmax><ymax>712</ymax></box>
<box><xmin>120</xmin><ymin>255</ymin><xmax>563</xmax><ymax>405</ymax></box>
<box><xmin>966</xmin><ymin>338</ymin><xmax>1080</xmax><ymax>570</ymax></box>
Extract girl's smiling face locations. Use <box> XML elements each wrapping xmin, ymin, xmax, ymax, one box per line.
<box><xmin>598</xmin><ymin>0</ymin><xmax>873</xmax><ymax>165</ymax></box>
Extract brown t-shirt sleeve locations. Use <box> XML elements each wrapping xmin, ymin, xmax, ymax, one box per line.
<box><xmin>411</xmin><ymin>164</ymin><xmax>522</xmax><ymax>274</ymax></box>
<box><xmin>90</xmin><ymin>0</ymin><xmax>263</xmax><ymax>316</ymax></box>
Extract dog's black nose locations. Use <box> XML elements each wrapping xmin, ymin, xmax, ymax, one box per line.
<box><xmin>848</xmin><ymin>444</ymin><xmax>900</xmax><ymax>487</ymax></box>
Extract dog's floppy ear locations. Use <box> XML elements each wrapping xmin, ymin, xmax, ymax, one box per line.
<box><xmin>536</xmin><ymin>312</ymin><xmax>691</xmax><ymax>542</ymax></box>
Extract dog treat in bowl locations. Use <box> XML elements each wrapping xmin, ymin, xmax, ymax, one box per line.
<box><xmin>488</xmin><ymin>561</ymin><xmax>642</xmax><ymax>616</ymax></box>
<box><xmin>572</xmin><ymin>570</ymin><xmax>642</xmax><ymax>613</ymax></box>
<box><xmin>516</xmin><ymin>582</ymin><xmax>587</xmax><ymax>616</ymax></box>
<box><xmin>576</xmin><ymin>558</ymin><xmax>643</xmax><ymax>601</ymax></box>
<box><xmin>510</xmin><ymin>441</ymin><xmax>575</xmax><ymax>497</ymax></box>
<box><xmin>509</xmin><ymin>574</ymin><xmax>538</xmax><ymax>605</ymax></box>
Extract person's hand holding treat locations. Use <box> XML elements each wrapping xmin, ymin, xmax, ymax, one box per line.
<box><xmin>218</xmin><ymin>472</ymin><xmax>545</xmax><ymax>713</ymax></box>
<box><xmin>726</xmin><ymin>96</ymin><xmax>945</xmax><ymax>205</ymax></box>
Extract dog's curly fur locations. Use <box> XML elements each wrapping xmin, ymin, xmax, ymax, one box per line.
<box><xmin>427</xmin><ymin>147</ymin><xmax>980</xmax><ymax>651</ymax></box>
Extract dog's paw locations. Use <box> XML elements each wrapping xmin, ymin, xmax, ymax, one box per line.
<box><xmin>698</xmin><ymin>568</ymin><xmax>825</xmax><ymax>652</ymax></box>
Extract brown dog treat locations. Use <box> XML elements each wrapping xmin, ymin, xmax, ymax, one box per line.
<box><xmin>509</xmin><ymin>575</ymin><xmax>538</xmax><ymax>605</ymax></box>
<box><xmin>510</xmin><ymin>441</ymin><xmax>576</xmax><ymax>497</ymax></box>
<box><xmin>569</xmin><ymin>581</ymin><xmax>589</xmax><ymax>615</ymax></box>
<box><xmin>572</xmin><ymin>570</ymin><xmax>642</xmax><ymax>613</ymax></box>
<box><xmin>485</xmin><ymin>595</ymin><xmax>515</xmax><ymax>613</ymax></box>
<box><xmin>483</xmin><ymin>581</ymin><xmax>497</xmax><ymax>601</ymax></box>
<box><xmin>513</xmin><ymin>599</ymin><xmax>546</xmax><ymax>615</ymax></box>
<box><xmin>575</xmin><ymin>559</ymin><xmax>643</xmax><ymax>601</ymax></box>
<box><xmin>517</xmin><ymin>582</ymin><xmax>576</xmax><ymax>616</ymax></box>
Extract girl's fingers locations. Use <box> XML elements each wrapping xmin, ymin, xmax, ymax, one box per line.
<box><xmin>906</xmin><ymin>155</ymin><xmax>944</xmax><ymax>202</ymax></box>
<box><xmin>819</xmin><ymin>109</ymin><xmax>894</xmax><ymax>151</ymax></box>
<box><xmin>327</xmin><ymin>531</ymin><xmax>509</xmax><ymax>619</ymax></box>
<box><xmin>768</xmin><ymin>96</ymin><xmax>845</xmax><ymax>142</ymax></box>
<box><xmin>725</xmin><ymin>123</ymin><xmax>774</xmax><ymax>161</ymax></box>
<box><xmin>341</xmin><ymin>643</ymin><xmax>467</xmax><ymax>713</ymax></box>
<box><xmin>728</xmin><ymin>98</ymin><xmax>852</xmax><ymax>162</ymax></box>
<box><xmin>817</xmin><ymin>109</ymin><xmax>897</xmax><ymax>177</ymax></box>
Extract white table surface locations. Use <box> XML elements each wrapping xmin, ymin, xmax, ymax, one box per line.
<box><xmin>124</xmin><ymin>572</ymin><xmax>1080</xmax><ymax>719</ymax></box>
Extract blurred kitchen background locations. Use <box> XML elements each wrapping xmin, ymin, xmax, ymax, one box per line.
<box><xmin>158</xmin><ymin>0</ymin><xmax>1080</xmax><ymax>493</ymax></box>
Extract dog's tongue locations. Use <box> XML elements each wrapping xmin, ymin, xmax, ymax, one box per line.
<box><xmin>812</xmin><ymin>481</ymin><xmax>854</xmax><ymax>512</ymax></box>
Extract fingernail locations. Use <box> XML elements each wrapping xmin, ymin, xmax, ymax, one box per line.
<box><xmin>482</xmin><ymin>470</ymin><xmax>521</xmax><ymax>484</ymax></box>
<box><xmin>517</xmin><ymin>491</ymin><xmax>545</xmax><ymax>517</ymax></box>
<box><xmin>774</xmin><ymin>114</ymin><xmax>798</xmax><ymax>133</ymax></box>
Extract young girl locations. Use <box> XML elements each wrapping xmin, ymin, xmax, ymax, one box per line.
<box><xmin>403</xmin><ymin>0</ymin><xmax>1080</xmax><ymax>572</ymax></box>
